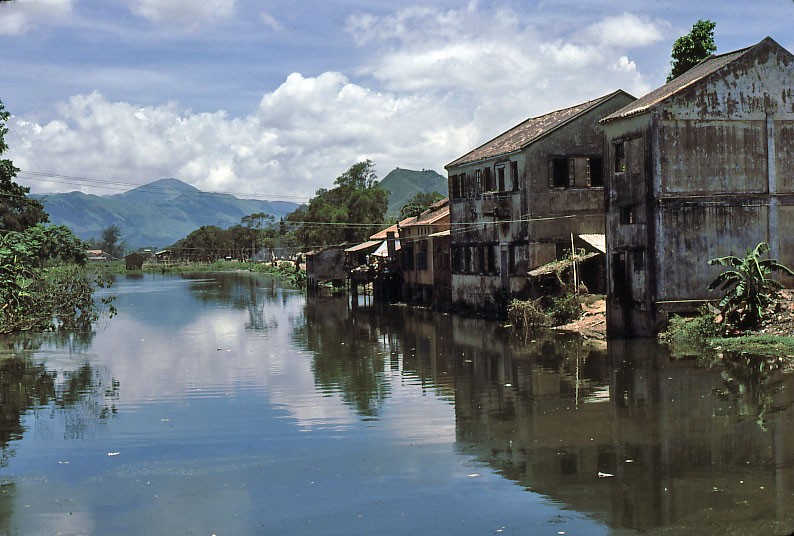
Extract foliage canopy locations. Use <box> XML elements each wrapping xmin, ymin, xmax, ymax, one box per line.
<box><xmin>286</xmin><ymin>160</ymin><xmax>388</xmax><ymax>249</ymax></box>
<box><xmin>667</xmin><ymin>19</ymin><xmax>717</xmax><ymax>82</ymax></box>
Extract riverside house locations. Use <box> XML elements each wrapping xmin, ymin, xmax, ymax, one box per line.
<box><xmin>399</xmin><ymin>198</ymin><xmax>451</xmax><ymax>308</ymax></box>
<box><xmin>601</xmin><ymin>37</ymin><xmax>794</xmax><ymax>337</ymax></box>
<box><xmin>445</xmin><ymin>90</ymin><xmax>635</xmax><ymax>314</ymax></box>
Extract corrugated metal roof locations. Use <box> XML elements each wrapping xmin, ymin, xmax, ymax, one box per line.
<box><xmin>447</xmin><ymin>90</ymin><xmax>631</xmax><ymax>168</ymax></box>
<box><xmin>578</xmin><ymin>234</ymin><xmax>606</xmax><ymax>253</ymax></box>
<box><xmin>344</xmin><ymin>240</ymin><xmax>381</xmax><ymax>253</ymax></box>
<box><xmin>600</xmin><ymin>38</ymin><xmax>778</xmax><ymax>123</ymax></box>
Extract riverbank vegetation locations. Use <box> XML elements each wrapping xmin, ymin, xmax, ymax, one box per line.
<box><xmin>0</xmin><ymin>99</ymin><xmax>115</xmax><ymax>334</ymax></box>
<box><xmin>664</xmin><ymin>242</ymin><xmax>794</xmax><ymax>357</ymax></box>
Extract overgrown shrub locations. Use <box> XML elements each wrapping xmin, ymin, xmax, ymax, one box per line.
<box><xmin>507</xmin><ymin>298</ymin><xmax>549</xmax><ymax>333</ymax></box>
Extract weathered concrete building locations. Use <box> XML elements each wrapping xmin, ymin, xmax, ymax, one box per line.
<box><xmin>399</xmin><ymin>198</ymin><xmax>451</xmax><ymax>308</ymax></box>
<box><xmin>601</xmin><ymin>37</ymin><xmax>794</xmax><ymax>337</ymax></box>
<box><xmin>445</xmin><ymin>90</ymin><xmax>635</xmax><ymax>313</ymax></box>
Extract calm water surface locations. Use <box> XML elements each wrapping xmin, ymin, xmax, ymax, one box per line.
<box><xmin>2</xmin><ymin>272</ymin><xmax>794</xmax><ymax>535</ymax></box>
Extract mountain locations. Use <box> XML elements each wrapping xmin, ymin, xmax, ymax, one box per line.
<box><xmin>378</xmin><ymin>168</ymin><xmax>448</xmax><ymax>218</ymax></box>
<box><xmin>34</xmin><ymin>178</ymin><xmax>299</xmax><ymax>249</ymax></box>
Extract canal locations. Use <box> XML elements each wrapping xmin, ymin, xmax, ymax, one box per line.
<box><xmin>1</xmin><ymin>272</ymin><xmax>793</xmax><ymax>535</ymax></box>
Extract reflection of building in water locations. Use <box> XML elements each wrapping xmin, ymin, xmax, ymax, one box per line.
<box><xmin>297</xmin><ymin>297</ymin><xmax>794</xmax><ymax>532</ymax></box>
<box><xmin>451</xmin><ymin>336</ymin><xmax>794</xmax><ymax>532</ymax></box>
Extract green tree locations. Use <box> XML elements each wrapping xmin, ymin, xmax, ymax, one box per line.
<box><xmin>98</xmin><ymin>224</ymin><xmax>126</xmax><ymax>259</ymax></box>
<box><xmin>399</xmin><ymin>191</ymin><xmax>445</xmax><ymax>219</ymax></box>
<box><xmin>0</xmin><ymin>100</ymin><xmax>48</xmax><ymax>231</ymax></box>
<box><xmin>707</xmin><ymin>242</ymin><xmax>794</xmax><ymax>331</ymax></box>
<box><xmin>289</xmin><ymin>160</ymin><xmax>388</xmax><ymax>249</ymax></box>
<box><xmin>667</xmin><ymin>19</ymin><xmax>717</xmax><ymax>82</ymax></box>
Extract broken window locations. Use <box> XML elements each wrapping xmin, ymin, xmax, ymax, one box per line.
<box><xmin>497</xmin><ymin>165</ymin><xmax>505</xmax><ymax>192</ymax></box>
<box><xmin>510</xmin><ymin>161</ymin><xmax>519</xmax><ymax>191</ymax></box>
<box><xmin>614</xmin><ymin>142</ymin><xmax>626</xmax><ymax>173</ymax></box>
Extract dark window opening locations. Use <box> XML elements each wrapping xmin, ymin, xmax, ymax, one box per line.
<box><xmin>474</xmin><ymin>169</ymin><xmax>482</xmax><ymax>194</ymax></box>
<box><xmin>510</xmin><ymin>161</ymin><xmax>519</xmax><ymax>191</ymax></box>
<box><xmin>632</xmin><ymin>249</ymin><xmax>645</xmax><ymax>272</ymax></box>
<box><xmin>402</xmin><ymin>245</ymin><xmax>415</xmax><ymax>270</ymax></box>
<box><xmin>485</xmin><ymin>167</ymin><xmax>494</xmax><ymax>192</ymax></box>
<box><xmin>614</xmin><ymin>142</ymin><xmax>626</xmax><ymax>173</ymax></box>
<box><xmin>588</xmin><ymin>157</ymin><xmax>604</xmax><ymax>187</ymax></box>
<box><xmin>619</xmin><ymin>205</ymin><xmax>635</xmax><ymax>225</ymax></box>
<box><xmin>551</xmin><ymin>158</ymin><xmax>569</xmax><ymax>188</ymax></box>
<box><xmin>497</xmin><ymin>166</ymin><xmax>505</xmax><ymax>192</ymax></box>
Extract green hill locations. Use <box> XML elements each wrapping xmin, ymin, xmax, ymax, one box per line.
<box><xmin>378</xmin><ymin>168</ymin><xmax>448</xmax><ymax>218</ymax></box>
<box><xmin>34</xmin><ymin>178</ymin><xmax>298</xmax><ymax>250</ymax></box>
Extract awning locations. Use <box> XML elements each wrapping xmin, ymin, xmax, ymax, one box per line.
<box><xmin>528</xmin><ymin>252</ymin><xmax>599</xmax><ymax>277</ymax></box>
<box><xmin>344</xmin><ymin>240</ymin><xmax>381</xmax><ymax>253</ymax></box>
<box><xmin>578</xmin><ymin>233</ymin><xmax>606</xmax><ymax>254</ymax></box>
<box><xmin>372</xmin><ymin>239</ymin><xmax>400</xmax><ymax>257</ymax></box>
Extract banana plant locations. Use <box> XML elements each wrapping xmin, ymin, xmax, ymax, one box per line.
<box><xmin>708</xmin><ymin>242</ymin><xmax>794</xmax><ymax>331</ymax></box>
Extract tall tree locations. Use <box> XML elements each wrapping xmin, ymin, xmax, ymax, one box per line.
<box><xmin>667</xmin><ymin>19</ymin><xmax>717</xmax><ymax>82</ymax></box>
<box><xmin>99</xmin><ymin>224</ymin><xmax>126</xmax><ymax>258</ymax></box>
<box><xmin>288</xmin><ymin>160</ymin><xmax>388</xmax><ymax>249</ymax></box>
<box><xmin>0</xmin><ymin>99</ymin><xmax>48</xmax><ymax>231</ymax></box>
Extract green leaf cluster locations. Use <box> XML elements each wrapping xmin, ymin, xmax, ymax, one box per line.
<box><xmin>667</xmin><ymin>19</ymin><xmax>717</xmax><ymax>82</ymax></box>
<box><xmin>708</xmin><ymin>242</ymin><xmax>794</xmax><ymax>331</ymax></box>
<box><xmin>286</xmin><ymin>160</ymin><xmax>388</xmax><ymax>249</ymax></box>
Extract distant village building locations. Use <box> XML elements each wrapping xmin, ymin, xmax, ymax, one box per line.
<box><xmin>445</xmin><ymin>90</ymin><xmax>635</xmax><ymax>313</ymax></box>
<box><xmin>601</xmin><ymin>37</ymin><xmax>794</xmax><ymax>337</ymax></box>
<box><xmin>399</xmin><ymin>198</ymin><xmax>451</xmax><ymax>308</ymax></box>
<box><xmin>86</xmin><ymin>249</ymin><xmax>112</xmax><ymax>262</ymax></box>
<box><xmin>124</xmin><ymin>252</ymin><xmax>147</xmax><ymax>270</ymax></box>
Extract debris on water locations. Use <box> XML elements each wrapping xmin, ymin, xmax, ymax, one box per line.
<box><xmin>597</xmin><ymin>472</ymin><xmax>614</xmax><ymax>478</ymax></box>
<box><xmin>107</xmin><ymin>452</ymin><xmax>120</xmax><ymax>457</ymax></box>
<box><xmin>467</xmin><ymin>473</ymin><xmax>480</xmax><ymax>478</ymax></box>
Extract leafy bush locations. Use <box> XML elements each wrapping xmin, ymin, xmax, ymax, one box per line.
<box><xmin>708</xmin><ymin>242</ymin><xmax>794</xmax><ymax>331</ymax></box>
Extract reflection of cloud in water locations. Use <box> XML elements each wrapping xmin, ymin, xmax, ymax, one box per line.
<box><xmin>89</xmin><ymin>300</ymin><xmax>355</xmax><ymax>429</ymax></box>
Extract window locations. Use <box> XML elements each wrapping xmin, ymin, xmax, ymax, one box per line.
<box><xmin>550</xmin><ymin>158</ymin><xmax>570</xmax><ymax>188</ymax></box>
<box><xmin>487</xmin><ymin>245</ymin><xmax>497</xmax><ymax>274</ymax></box>
<box><xmin>402</xmin><ymin>245</ymin><xmax>415</xmax><ymax>270</ymax></box>
<box><xmin>452</xmin><ymin>247</ymin><xmax>462</xmax><ymax>272</ymax></box>
<box><xmin>587</xmin><ymin>157</ymin><xmax>604</xmax><ymax>187</ymax></box>
<box><xmin>464</xmin><ymin>247</ymin><xmax>472</xmax><ymax>273</ymax></box>
<box><xmin>619</xmin><ymin>205</ymin><xmax>635</xmax><ymax>225</ymax></box>
<box><xmin>614</xmin><ymin>142</ymin><xmax>626</xmax><ymax>173</ymax></box>
<box><xmin>632</xmin><ymin>248</ymin><xmax>645</xmax><ymax>272</ymax></box>
<box><xmin>474</xmin><ymin>169</ymin><xmax>482</xmax><ymax>194</ymax></box>
<box><xmin>497</xmin><ymin>166</ymin><xmax>505</xmax><ymax>192</ymax></box>
<box><xmin>485</xmin><ymin>167</ymin><xmax>494</xmax><ymax>192</ymax></box>
<box><xmin>449</xmin><ymin>174</ymin><xmax>459</xmax><ymax>199</ymax></box>
<box><xmin>550</xmin><ymin>156</ymin><xmax>603</xmax><ymax>188</ymax></box>
<box><xmin>417</xmin><ymin>241</ymin><xmax>428</xmax><ymax>271</ymax></box>
<box><xmin>477</xmin><ymin>247</ymin><xmax>485</xmax><ymax>274</ymax></box>
<box><xmin>459</xmin><ymin>172</ymin><xmax>467</xmax><ymax>198</ymax></box>
<box><xmin>510</xmin><ymin>161</ymin><xmax>519</xmax><ymax>191</ymax></box>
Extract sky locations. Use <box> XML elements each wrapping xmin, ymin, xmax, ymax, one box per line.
<box><xmin>2</xmin><ymin>0</ymin><xmax>793</xmax><ymax>202</ymax></box>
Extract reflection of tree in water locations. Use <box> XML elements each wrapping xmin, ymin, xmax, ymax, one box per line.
<box><xmin>710</xmin><ymin>351</ymin><xmax>794</xmax><ymax>431</ymax></box>
<box><xmin>0</xmin><ymin>353</ymin><xmax>119</xmax><ymax>467</ymax></box>
<box><xmin>296</xmin><ymin>297</ymin><xmax>391</xmax><ymax>418</ymax></box>
<box><xmin>187</xmin><ymin>273</ymin><xmax>283</xmax><ymax>333</ymax></box>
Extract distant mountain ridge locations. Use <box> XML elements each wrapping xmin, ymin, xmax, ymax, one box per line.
<box><xmin>378</xmin><ymin>168</ymin><xmax>448</xmax><ymax>217</ymax></box>
<box><xmin>34</xmin><ymin>178</ymin><xmax>299</xmax><ymax>249</ymax></box>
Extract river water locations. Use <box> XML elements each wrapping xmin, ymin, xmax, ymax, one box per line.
<box><xmin>1</xmin><ymin>271</ymin><xmax>794</xmax><ymax>535</ymax></box>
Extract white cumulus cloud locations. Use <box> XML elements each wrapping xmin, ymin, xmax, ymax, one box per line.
<box><xmin>0</xmin><ymin>0</ymin><xmax>73</xmax><ymax>35</ymax></box>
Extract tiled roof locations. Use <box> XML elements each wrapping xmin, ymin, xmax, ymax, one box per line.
<box><xmin>601</xmin><ymin>37</ymin><xmax>782</xmax><ymax>122</ymax></box>
<box><xmin>447</xmin><ymin>90</ymin><xmax>631</xmax><ymax>168</ymax></box>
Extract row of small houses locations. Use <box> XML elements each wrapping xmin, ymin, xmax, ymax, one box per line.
<box><xmin>310</xmin><ymin>36</ymin><xmax>794</xmax><ymax>338</ymax></box>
